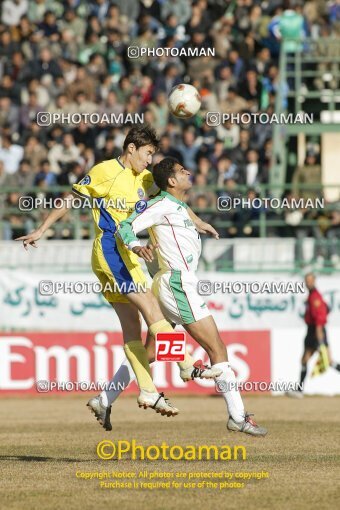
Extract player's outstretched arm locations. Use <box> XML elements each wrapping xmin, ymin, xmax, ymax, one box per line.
<box><xmin>187</xmin><ymin>207</ymin><xmax>219</xmax><ymax>239</ymax></box>
<box><xmin>15</xmin><ymin>192</ymin><xmax>76</xmax><ymax>250</ymax></box>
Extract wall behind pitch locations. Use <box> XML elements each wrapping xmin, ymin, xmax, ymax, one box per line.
<box><xmin>1</xmin><ymin>270</ymin><xmax>340</xmax><ymax>330</ymax></box>
<box><xmin>1</xmin><ymin>271</ymin><xmax>339</xmax><ymax>395</ymax></box>
<box><xmin>271</xmin><ymin>327</ymin><xmax>340</xmax><ymax>396</ymax></box>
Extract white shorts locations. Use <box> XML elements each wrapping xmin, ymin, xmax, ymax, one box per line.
<box><xmin>151</xmin><ymin>270</ymin><xmax>211</xmax><ymax>325</ymax></box>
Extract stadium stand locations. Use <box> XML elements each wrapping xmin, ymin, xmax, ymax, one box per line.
<box><xmin>0</xmin><ymin>0</ymin><xmax>339</xmax><ymax>271</ymax></box>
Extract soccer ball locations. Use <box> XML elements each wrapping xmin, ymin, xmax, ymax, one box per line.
<box><xmin>168</xmin><ymin>84</ymin><xmax>201</xmax><ymax>119</ymax></box>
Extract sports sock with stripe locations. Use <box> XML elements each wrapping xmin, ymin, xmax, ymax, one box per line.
<box><xmin>213</xmin><ymin>361</ymin><xmax>245</xmax><ymax>422</ymax></box>
<box><xmin>123</xmin><ymin>340</ymin><xmax>157</xmax><ymax>393</ymax></box>
<box><xmin>100</xmin><ymin>349</ymin><xmax>195</xmax><ymax>407</ymax></box>
<box><xmin>100</xmin><ymin>358</ymin><xmax>135</xmax><ymax>407</ymax></box>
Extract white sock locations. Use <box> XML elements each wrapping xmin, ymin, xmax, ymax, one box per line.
<box><xmin>100</xmin><ymin>358</ymin><xmax>136</xmax><ymax>407</ymax></box>
<box><xmin>213</xmin><ymin>361</ymin><xmax>245</xmax><ymax>422</ymax></box>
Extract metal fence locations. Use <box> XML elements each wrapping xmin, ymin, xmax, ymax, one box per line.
<box><xmin>1</xmin><ymin>183</ymin><xmax>338</xmax><ymax>238</ymax></box>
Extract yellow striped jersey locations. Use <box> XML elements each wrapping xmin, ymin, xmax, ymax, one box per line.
<box><xmin>72</xmin><ymin>157</ymin><xmax>158</xmax><ymax>236</ymax></box>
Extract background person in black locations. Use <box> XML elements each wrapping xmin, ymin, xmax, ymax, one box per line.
<box><xmin>288</xmin><ymin>273</ymin><xmax>340</xmax><ymax>398</ymax></box>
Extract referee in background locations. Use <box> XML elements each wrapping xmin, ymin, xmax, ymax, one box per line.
<box><xmin>288</xmin><ymin>273</ymin><xmax>340</xmax><ymax>398</ymax></box>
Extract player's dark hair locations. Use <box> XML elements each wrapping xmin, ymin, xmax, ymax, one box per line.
<box><xmin>152</xmin><ymin>157</ymin><xmax>180</xmax><ymax>191</ymax></box>
<box><xmin>123</xmin><ymin>125</ymin><xmax>160</xmax><ymax>151</ymax></box>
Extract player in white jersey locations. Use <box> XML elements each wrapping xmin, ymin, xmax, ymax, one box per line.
<box><xmin>118</xmin><ymin>183</ymin><xmax>207</xmax><ymax>325</ymax></box>
<box><xmin>111</xmin><ymin>157</ymin><xmax>267</xmax><ymax>437</ymax></box>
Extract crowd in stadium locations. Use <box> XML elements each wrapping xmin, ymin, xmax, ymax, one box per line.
<box><xmin>0</xmin><ymin>0</ymin><xmax>339</xmax><ymax>250</ymax></box>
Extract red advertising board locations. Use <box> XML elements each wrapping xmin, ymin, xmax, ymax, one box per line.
<box><xmin>155</xmin><ymin>332</ymin><xmax>186</xmax><ymax>362</ymax></box>
<box><xmin>0</xmin><ymin>331</ymin><xmax>271</xmax><ymax>394</ymax></box>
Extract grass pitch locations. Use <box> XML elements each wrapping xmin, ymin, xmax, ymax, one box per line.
<box><xmin>1</xmin><ymin>395</ymin><xmax>339</xmax><ymax>510</ymax></box>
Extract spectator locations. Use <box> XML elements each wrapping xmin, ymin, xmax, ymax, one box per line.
<box><xmin>292</xmin><ymin>153</ymin><xmax>322</xmax><ymax>202</ymax></box>
<box><xmin>258</xmin><ymin>139</ymin><xmax>272</xmax><ymax>184</ymax></box>
<box><xmin>102</xmin><ymin>90</ymin><xmax>124</xmax><ymax>117</ymax></box>
<box><xmin>0</xmin><ymin>136</ymin><xmax>24</xmax><ymax>174</ymax></box>
<box><xmin>0</xmin><ymin>161</ymin><xmax>8</xmax><ymax>214</ymax></box>
<box><xmin>220</xmin><ymin>86</ymin><xmax>248</xmax><ymax>115</ymax></box>
<box><xmin>59</xmin><ymin>29</ymin><xmax>80</xmax><ymax>62</ymax></box>
<box><xmin>21</xmin><ymin>78</ymin><xmax>50</xmax><ymax>109</ymax></box>
<box><xmin>0</xmin><ymin>98</ymin><xmax>19</xmax><ymax>133</ymax></box>
<box><xmin>97</xmin><ymin>136</ymin><xmax>121</xmax><ymax>161</ymax></box>
<box><xmin>111</xmin><ymin>0</ymin><xmax>140</xmax><ymax>23</ymax></box>
<box><xmin>0</xmin><ymin>31</ymin><xmax>20</xmax><ymax>59</ymax></box>
<box><xmin>48</xmin><ymin>133</ymin><xmax>80</xmax><ymax>174</ymax></box>
<box><xmin>2</xmin><ymin>0</ymin><xmax>28</xmax><ymax>26</ymax></box>
<box><xmin>255</xmin><ymin>47</ymin><xmax>272</xmax><ymax>75</ymax></box>
<box><xmin>161</xmin><ymin>0</ymin><xmax>191</xmax><ymax>26</ymax></box>
<box><xmin>216</xmin><ymin>155</ymin><xmax>243</xmax><ymax>187</ymax></box>
<box><xmin>209</xmin><ymin>139</ymin><xmax>225</xmax><ymax>168</ymax></box>
<box><xmin>72</xmin><ymin>122</ymin><xmax>96</xmax><ymax>150</ymax></box>
<box><xmin>234</xmin><ymin>188</ymin><xmax>262</xmax><ymax>238</ymax></box>
<box><xmin>22</xmin><ymin>135</ymin><xmax>47</xmax><ymax>172</ymax></box>
<box><xmin>326</xmin><ymin>209</ymin><xmax>340</xmax><ymax>268</ymax></box>
<box><xmin>197</xmin><ymin>122</ymin><xmax>219</xmax><ymax>155</ymax></box>
<box><xmin>0</xmin><ymin>74</ymin><xmax>21</xmax><ymax>105</ymax></box>
<box><xmin>196</xmin><ymin>156</ymin><xmax>217</xmax><ymax>185</ymax></box>
<box><xmin>239</xmin><ymin>69</ymin><xmax>261</xmax><ymax>110</ymax></box>
<box><xmin>278</xmin><ymin>5</ymin><xmax>305</xmax><ymax>53</ymax></box>
<box><xmin>29</xmin><ymin>48</ymin><xmax>63</xmax><ymax>80</ymax></box>
<box><xmin>90</xmin><ymin>0</ymin><xmax>110</xmax><ymax>22</ymax></box>
<box><xmin>19</xmin><ymin>92</ymin><xmax>42</xmax><ymax>130</ymax></box>
<box><xmin>188</xmin><ymin>173</ymin><xmax>216</xmax><ymax>207</ymax></box>
<box><xmin>34</xmin><ymin>159</ymin><xmax>57</xmax><ymax>186</ymax></box>
<box><xmin>2</xmin><ymin>191</ymin><xmax>35</xmax><ymax>240</ymax></box>
<box><xmin>148</xmin><ymin>92</ymin><xmax>169</xmax><ymax>133</ymax></box>
<box><xmin>5</xmin><ymin>158</ymin><xmax>34</xmax><ymax>188</ymax></box>
<box><xmin>72</xmin><ymin>91</ymin><xmax>98</xmax><ymax>115</ymax></box>
<box><xmin>66</xmin><ymin>68</ymin><xmax>96</xmax><ymax>102</ymax></box>
<box><xmin>177</xmin><ymin>126</ymin><xmax>201</xmax><ymax>172</ymax></box>
<box><xmin>48</xmin><ymin>93</ymin><xmax>73</xmax><ymax>117</ymax></box>
<box><xmin>329</xmin><ymin>2</ymin><xmax>340</xmax><ymax>25</ymax></box>
<box><xmin>282</xmin><ymin>192</ymin><xmax>325</xmax><ymax>265</ymax></box>
<box><xmin>138</xmin><ymin>76</ymin><xmax>153</xmax><ymax>106</ymax></box>
<box><xmin>38</xmin><ymin>10</ymin><xmax>59</xmax><ymax>39</ymax></box>
<box><xmin>188</xmin><ymin>172</ymin><xmax>217</xmax><ymax>207</ymax></box>
<box><xmin>314</xmin><ymin>21</ymin><xmax>340</xmax><ymax>90</ymax></box>
<box><xmin>231</xmin><ymin>130</ymin><xmax>252</xmax><ymax>171</ymax></box>
<box><xmin>191</xmin><ymin>194</ymin><xmax>217</xmax><ymax>237</ymax></box>
<box><xmin>27</xmin><ymin>0</ymin><xmax>48</xmax><ymax>23</ymax></box>
<box><xmin>216</xmin><ymin>178</ymin><xmax>240</xmax><ymax>238</ymax></box>
<box><xmin>58</xmin><ymin>162</ymin><xmax>85</xmax><ymax>186</ymax></box>
<box><xmin>59</xmin><ymin>8</ymin><xmax>86</xmax><ymax>44</ymax></box>
<box><xmin>0</xmin><ymin>0</ymin><xmax>337</xmax><ymax>249</ymax></box>
<box><xmin>214</xmin><ymin>64</ymin><xmax>236</xmax><ymax>102</ymax></box>
<box><xmin>159</xmin><ymin>134</ymin><xmax>182</xmax><ymax>160</ymax></box>
<box><xmin>215</xmin><ymin>120</ymin><xmax>240</xmax><ymax>150</ymax></box>
<box><xmin>227</xmin><ymin>49</ymin><xmax>245</xmax><ymax>83</ymax></box>
<box><xmin>4</xmin><ymin>51</ymin><xmax>29</xmax><ymax>83</ymax></box>
<box><xmin>185</xmin><ymin>1</ymin><xmax>212</xmax><ymax>35</ymax></box>
<box><xmin>245</xmin><ymin>149</ymin><xmax>260</xmax><ymax>187</ymax></box>
<box><xmin>154</xmin><ymin>64</ymin><xmax>182</xmax><ymax>96</ymax></box>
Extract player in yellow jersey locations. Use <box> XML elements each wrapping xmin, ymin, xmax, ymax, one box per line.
<box><xmin>16</xmin><ymin>125</ymin><xmax>220</xmax><ymax>431</ymax></box>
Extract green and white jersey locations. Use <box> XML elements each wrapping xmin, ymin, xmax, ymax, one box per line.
<box><xmin>118</xmin><ymin>191</ymin><xmax>201</xmax><ymax>272</ymax></box>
